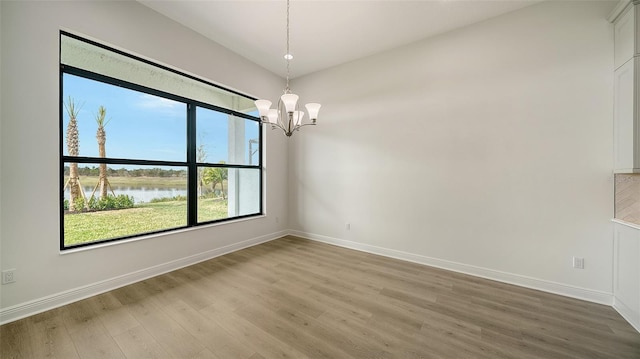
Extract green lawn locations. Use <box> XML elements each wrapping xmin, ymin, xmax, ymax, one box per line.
<box><xmin>64</xmin><ymin>197</ymin><xmax>229</xmax><ymax>246</ymax></box>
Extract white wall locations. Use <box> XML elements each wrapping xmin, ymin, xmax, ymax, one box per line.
<box><xmin>0</xmin><ymin>0</ymin><xmax>287</xmax><ymax>322</ymax></box>
<box><xmin>0</xmin><ymin>0</ymin><xmax>3</xmax><ymax>299</ymax></box>
<box><xmin>289</xmin><ymin>0</ymin><xmax>616</xmax><ymax>303</ymax></box>
<box><xmin>0</xmin><ymin>0</ymin><xmax>620</xmax><ymax>324</ymax></box>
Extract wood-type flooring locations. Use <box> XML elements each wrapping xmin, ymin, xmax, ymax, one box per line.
<box><xmin>2</xmin><ymin>236</ymin><xmax>639</xmax><ymax>358</ymax></box>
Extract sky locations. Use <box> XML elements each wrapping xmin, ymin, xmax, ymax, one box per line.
<box><xmin>62</xmin><ymin>73</ymin><xmax>260</xmax><ymax>168</ymax></box>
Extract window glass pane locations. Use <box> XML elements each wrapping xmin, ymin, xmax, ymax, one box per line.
<box><xmin>196</xmin><ymin>107</ymin><xmax>228</xmax><ymax>164</ymax></box>
<box><xmin>196</xmin><ymin>107</ymin><xmax>260</xmax><ymax>165</ymax></box>
<box><xmin>61</xmin><ymin>33</ymin><xmax>257</xmax><ymax>113</ymax></box>
<box><xmin>246</xmin><ymin>121</ymin><xmax>260</xmax><ymax>166</ymax></box>
<box><xmin>63</xmin><ymin>73</ymin><xmax>187</xmax><ymax>161</ymax></box>
<box><xmin>197</xmin><ymin>167</ymin><xmax>260</xmax><ymax>223</ymax></box>
<box><xmin>197</xmin><ymin>166</ymin><xmax>229</xmax><ymax>223</ymax></box>
<box><xmin>63</xmin><ymin>163</ymin><xmax>187</xmax><ymax>247</ymax></box>
<box><xmin>232</xmin><ymin>168</ymin><xmax>261</xmax><ymax>216</ymax></box>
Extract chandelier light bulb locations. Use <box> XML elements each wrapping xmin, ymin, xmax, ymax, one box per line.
<box><xmin>255</xmin><ymin>100</ymin><xmax>272</xmax><ymax>118</ymax></box>
<box><xmin>305</xmin><ymin>103</ymin><xmax>321</xmax><ymax>121</ymax></box>
<box><xmin>293</xmin><ymin>111</ymin><xmax>304</xmax><ymax>126</ymax></box>
<box><xmin>281</xmin><ymin>93</ymin><xmax>299</xmax><ymax>114</ymax></box>
<box><xmin>267</xmin><ymin>109</ymin><xmax>279</xmax><ymax>124</ymax></box>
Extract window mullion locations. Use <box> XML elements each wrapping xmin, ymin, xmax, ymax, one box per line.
<box><xmin>187</xmin><ymin>103</ymin><xmax>198</xmax><ymax>226</ymax></box>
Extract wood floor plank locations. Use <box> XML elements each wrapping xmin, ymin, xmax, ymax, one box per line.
<box><xmin>64</xmin><ymin>313</ymin><xmax>126</xmax><ymax>359</ymax></box>
<box><xmin>234</xmin><ymin>301</ymin><xmax>352</xmax><ymax>359</ymax></box>
<box><xmin>0</xmin><ymin>319</ymin><xmax>34</xmax><ymax>359</ymax></box>
<box><xmin>112</xmin><ymin>325</ymin><xmax>170</xmax><ymax>359</ymax></box>
<box><xmin>27</xmin><ymin>309</ymin><xmax>79</xmax><ymax>359</ymax></box>
<box><xmin>277</xmin><ymin>306</ymin><xmax>395</xmax><ymax>358</ymax></box>
<box><xmin>90</xmin><ymin>292</ymin><xmax>140</xmax><ymax>337</ymax></box>
<box><xmin>190</xmin><ymin>347</ymin><xmax>223</xmax><ymax>359</ymax></box>
<box><xmin>201</xmin><ymin>304</ymin><xmax>310</xmax><ymax>359</ymax></box>
<box><xmin>307</xmin><ymin>282</ymin><xmax>426</xmax><ymax>334</ymax></box>
<box><xmin>124</xmin><ymin>296</ymin><xmax>204</xmax><ymax>358</ymax></box>
<box><xmin>162</xmin><ymin>299</ymin><xmax>255</xmax><ymax>359</ymax></box>
<box><xmin>271</xmin><ymin>273</ymin><xmax>374</xmax><ymax>324</ymax></box>
<box><xmin>2</xmin><ymin>235</ymin><xmax>640</xmax><ymax>358</ymax></box>
<box><xmin>164</xmin><ymin>269</ymin><xmax>219</xmax><ymax>310</ymax></box>
<box><xmin>479</xmin><ymin>328</ymin><xmax>577</xmax><ymax>359</ymax></box>
<box><xmin>317</xmin><ymin>308</ymin><xmax>440</xmax><ymax>359</ymax></box>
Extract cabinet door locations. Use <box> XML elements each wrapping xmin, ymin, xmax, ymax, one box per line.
<box><xmin>614</xmin><ymin>223</ymin><xmax>640</xmax><ymax>330</ymax></box>
<box><xmin>615</xmin><ymin>6</ymin><xmax>635</xmax><ymax>69</ymax></box>
<box><xmin>614</xmin><ymin>59</ymin><xmax>635</xmax><ymax>171</ymax></box>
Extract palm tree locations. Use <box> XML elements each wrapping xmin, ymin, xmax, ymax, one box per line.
<box><xmin>196</xmin><ymin>144</ymin><xmax>207</xmax><ymax>197</ymax></box>
<box><xmin>64</xmin><ymin>97</ymin><xmax>83</xmax><ymax>211</ymax></box>
<box><xmin>202</xmin><ymin>161</ymin><xmax>228</xmax><ymax>200</ymax></box>
<box><xmin>95</xmin><ymin>106</ymin><xmax>111</xmax><ymax>200</ymax></box>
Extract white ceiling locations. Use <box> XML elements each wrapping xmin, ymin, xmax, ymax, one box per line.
<box><xmin>138</xmin><ymin>0</ymin><xmax>543</xmax><ymax>79</ymax></box>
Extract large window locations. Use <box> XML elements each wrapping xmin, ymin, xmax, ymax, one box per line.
<box><xmin>60</xmin><ymin>32</ymin><xmax>262</xmax><ymax>250</ymax></box>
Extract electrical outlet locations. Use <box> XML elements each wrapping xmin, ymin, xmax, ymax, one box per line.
<box><xmin>346</xmin><ymin>223</ymin><xmax>351</xmax><ymax>230</ymax></box>
<box><xmin>573</xmin><ymin>257</ymin><xmax>584</xmax><ymax>269</ymax></box>
<box><xmin>2</xmin><ymin>269</ymin><xmax>16</xmax><ymax>284</ymax></box>
<box><xmin>276</xmin><ymin>216</ymin><xmax>279</xmax><ymax>224</ymax></box>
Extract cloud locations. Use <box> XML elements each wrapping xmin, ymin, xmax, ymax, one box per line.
<box><xmin>137</xmin><ymin>94</ymin><xmax>181</xmax><ymax>111</ymax></box>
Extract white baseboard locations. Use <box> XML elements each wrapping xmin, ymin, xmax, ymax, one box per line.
<box><xmin>614</xmin><ymin>297</ymin><xmax>640</xmax><ymax>333</ymax></box>
<box><xmin>0</xmin><ymin>230</ymin><xmax>287</xmax><ymax>325</ymax></box>
<box><xmin>289</xmin><ymin>230</ymin><xmax>614</xmax><ymax>306</ymax></box>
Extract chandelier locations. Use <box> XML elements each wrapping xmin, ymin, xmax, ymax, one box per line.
<box><xmin>255</xmin><ymin>0</ymin><xmax>321</xmax><ymax>137</ymax></box>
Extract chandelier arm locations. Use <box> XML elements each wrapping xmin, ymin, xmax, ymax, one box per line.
<box><xmin>264</xmin><ymin>120</ymin><xmax>287</xmax><ymax>133</ymax></box>
<box><xmin>292</xmin><ymin>123</ymin><xmax>316</xmax><ymax>132</ymax></box>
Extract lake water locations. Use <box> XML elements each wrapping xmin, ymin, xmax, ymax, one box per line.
<box><xmin>65</xmin><ymin>186</ymin><xmax>187</xmax><ymax>204</ymax></box>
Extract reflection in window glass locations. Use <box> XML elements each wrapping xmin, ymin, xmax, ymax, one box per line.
<box><xmin>196</xmin><ymin>107</ymin><xmax>260</xmax><ymax>165</ymax></box>
<box><xmin>232</xmin><ymin>168</ymin><xmax>261</xmax><ymax>216</ymax></box>
<box><xmin>197</xmin><ymin>168</ymin><xmax>260</xmax><ymax>223</ymax></box>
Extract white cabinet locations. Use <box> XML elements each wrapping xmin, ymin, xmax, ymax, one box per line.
<box><xmin>614</xmin><ymin>59</ymin><xmax>639</xmax><ymax>171</ymax></box>
<box><xmin>614</xmin><ymin>5</ymin><xmax>640</xmax><ymax>173</ymax></box>
<box><xmin>613</xmin><ymin>221</ymin><xmax>640</xmax><ymax>332</ymax></box>
<box><xmin>615</xmin><ymin>4</ymin><xmax>636</xmax><ymax>69</ymax></box>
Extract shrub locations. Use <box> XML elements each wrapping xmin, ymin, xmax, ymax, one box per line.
<box><xmin>88</xmin><ymin>195</ymin><xmax>135</xmax><ymax>211</ymax></box>
<box><xmin>73</xmin><ymin>197</ymin><xmax>85</xmax><ymax>212</ymax></box>
<box><xmin>115</xmin><ymin>194</ymin><xmax>135</xmax><ymax>208</ymax></box>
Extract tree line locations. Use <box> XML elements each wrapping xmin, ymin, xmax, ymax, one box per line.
<box><xmin>63</xmin><ymin>166</ymin><xmax>187</xmax><ymax>178</ymax></box>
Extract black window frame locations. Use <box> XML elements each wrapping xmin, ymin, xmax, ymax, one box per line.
<box><xmin>59</xmin><ymin>31</ymin><xmax>263</xmax><ymax>251</ymax></box>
